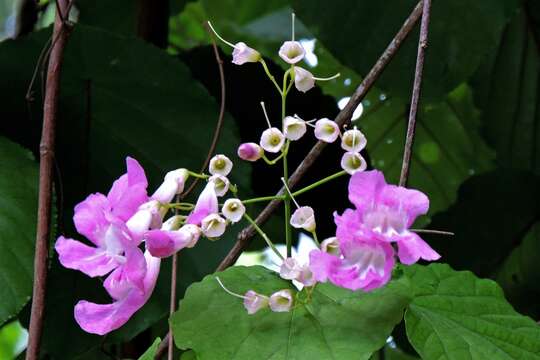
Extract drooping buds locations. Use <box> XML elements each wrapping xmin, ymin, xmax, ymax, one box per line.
<box><xmin>209</xmin><ymin>154</ymin><xmax>233</xmax><ymax>176</ymax></box>
<box><xmin>201</xmin><ymin>213</ymin><xmax>227</xmax><ymax>239</ymax></box>
<box><xmin>290</xmin><ymin>206</ymin><xmax>316</xmax><ymax>232</ymax></box>
<box><xmin>293</xmin><ymin>66</ymin><xmax>315</xmax><ymax>93</ymax></box>
<box><xmin>152</xmin><ymin>169</ymin><xmax>189</xmax><ymax>204</ymax></box>
<box><xmin>208</xmin><ymin>174</ymin><xmax>230</xmax><ymax>197</ymax></box>
<box><xmin>269</xmin><ymin>289</ymin><xmax>294</xmax><ymax>312</ymax></box>
<box><xmin>279</xmin><ymin>41</ymin><xmax>305</xmax><ymax>64</ymax></box>
<box><xmin>222</xmin><ymin>198</ymin><xmax>245</xmax><ymax>223</ymax></box>
<box><xmin>232</xmin><ymin>42</ymin><xmax>261</xmax><ymax>65</ymax></box>
<box><xmin>283</xmin><ymin>115</ymin><xmax>307</xmax><ymax>141</ymax></box>
<box><xmin>341</xmin><ymin>127</ymin><xmax>367</xmax><ymax>152</ymax></box>
<box><xmin>314</xmin><ymin>118</ymin><xmax>340</xmax><ymax>143</ymax></box>
<box><xmin>260</xmin><ymin>128</ymin><xmax>285</xmax><ymax>153</ymax></box>
<box><xmin>237</xmin><ymin>142</ymin><xmax>263</xmax><ymax>162</ymax></box>
<box><xmin>243</xmin><ymin>290</ymin><xmax>269</xmax><ymax>314</ymax></box>
<box><xmin>340</xmin><ymin>151</ymin><xmax>367</xmax><ymax>175</ymax></box>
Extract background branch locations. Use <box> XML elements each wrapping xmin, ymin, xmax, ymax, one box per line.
<box><xmin>399</xmin><ymin>0</ymin><xmax>432</xmax><ymax>186</ymax></box>
<box><xmin>25</xmin><ymin>1</ymin><xmax>72</xmax><ymax>359</ymax></box>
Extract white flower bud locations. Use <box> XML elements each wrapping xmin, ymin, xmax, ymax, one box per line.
<box><xmin>232</xmin><ymin>42</ymin><xmax>261</xmax><ymax>65</ymax></box>
<box><xmin>293</xmin><ymin>66</ymin><xmax>315</xmax><ymax>93</ymax></box>
<box><xmin>260</xmin><ymin>127</ymin><xmax>285</xmax><ymax>153</ymax></box>
<box><xmin>341</xmin><ymin>128</ymin><xmax>367</xmax><ymax>152</ymax></box>
<box><xmin>243</xmin><ymin>290</ymin><xmax>269</xmax><ymax>315</ymax></box>
<box><xmin>340</xmin><ymin>152</ymin><xmax>367</xmax><ymax>175</ymax></box>
<box><xmin>201</xmin><ymin>213</ymin><xmax>227</xmax><ymax>239</ymax></box>
<box><xmin>321</xmin><ymin>237</ymin><xmax>340</xmax><ymax>256</ymax></box>
<box><xmin>269</xmin><ymin>289</ymin><xmax>294</xmax><ymax>312</ymax></box>
<box><xmin>278</xmin><ymin>41</ymin><xmax>305</xmax><ymax>64</ymax></box>
<box><xmin>209</xmin><ymin>154</ymin><xmax>233</xmax><ymax>176</ymax></box>
<box><xmin>314</xmin><ymin>118</ymin><xmax>340</xmax><ymax>143</ymax></box>
<box><xmin>237</xmin><ymin>142</ymin><xmax>263</xmax><ymax>162</ymax></box>
<box><xmin>222</xmin><ymin>198</ymin><xmax>245</xmax><ymax>223</ymax></box>
<box><xmin>208</xmin><ymin>174</ymin><xmax>230</xmax><ymax>197</ymax></box>
<box><xmin>151</xmin><ymin>168</ymin><xmax>189</xmax><ymax>204</ymax></box>
<box><xmin>290</xmin><ymin>206</ymin><xmax>316</xmax><ymax>232</ymax></box>
<box><xmin>178</xmin><ymin>224</ymin><xmax>201</xmax><ymax>248</ymax></box>
<box><xmin>283</xmin><ymin>116</ymin><xmax>307</xmax><ymax>141</ymax></box>
<box><xmin>279</xmin><ymin>257</ymin><xmax>301</xmax><ymax>280</ymax></box>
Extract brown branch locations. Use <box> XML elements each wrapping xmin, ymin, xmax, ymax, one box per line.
<box><xmin>25</xmin><ymin>1</ymin><xmax>72</xmax><ymax>360</ymax></box>
<box><xmin>155</xmin><ymin>25</ymin><xmax>228</xmax><ymax>360</ymax></box>
<box><xmin>217</xmin><ymin>0</ymin><xmax>425</xmax><ymax>271</ymax></box>
<box><xmin>398</xmin><ymin>0</ymin><xmax>432</xmax><ymax>187</ymax></box>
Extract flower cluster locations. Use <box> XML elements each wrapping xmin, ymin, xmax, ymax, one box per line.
<box><xmin>55</xmin><ymin>155</ymin><xmax>245</xmax><ymax>334</ymax></box>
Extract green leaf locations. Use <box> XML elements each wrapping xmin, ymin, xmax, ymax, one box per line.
<box><xmin>471</xmin><ymin>6</ymin><xmax>540</xmax><ymax>174</ymax></box>
<box><xmin>294</xmin><ymin>0</ymin><xmax>519</xmax><ymax>102</ymax></box>
<box><xmin>172</xmin><ymin>265</ymin><xmax>411</xmax><ymax>360</ymax></box>
<box><xmin>404</xmin><ymin>264</ymin><xmax>540</xmax><ymax>360</ymax></box>
<box><xmin>0</xmin><ymin>136</ymin><xmax>38</xmax><ymax>326</ymax></box>
<box><xmin>138</xmin><ymin>337</ymin><xmax>161</xmax><ymax>360</ymax></box>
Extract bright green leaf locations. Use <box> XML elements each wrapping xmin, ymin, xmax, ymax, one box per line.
<box><xmin>138</xmin><ymin>337</ymin><xmax>161</xmax><ymax>360</ymax></box>
<box><xmin>404</xmin><ymin>264</ymin><xmax>540</xmax><ymax>360</ymax></box>
<box><xmin>172</xmin><ymin>265</ymin><xmax>411</xmax><ymax>360</ymax></box>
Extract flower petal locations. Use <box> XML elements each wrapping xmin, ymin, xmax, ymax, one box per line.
<box><xmin>348</xmin><ymin>170</ymin><xmax>386</xmax><ymax>213</ymax></box>
<box><xmin>379</xmin><ymin>185</ymin><xmax>429</xmax><ymax>227</ymax></box>
<box><xmin>55</xmin><ymin>236</ymin><xmax>119</xmax><ymax>277</ymax></box>
<box><xmin>103</xmin><ymin>246</ymin><xmax>147</xmax><ymax>300</ymax></box>
<box><xmin>186</xmin><ymin>183</ymin><xmax>218</xmax><ymax>225</ymax></box>
<box><xmin>396</xmin><ymin>232</ymin><xmax>440</xmax><ymax>265</ymax></box>
<box><xmin>144</xmin><ymin>229</ymin><xmax>195</xmax><ymax>258</ymax></box>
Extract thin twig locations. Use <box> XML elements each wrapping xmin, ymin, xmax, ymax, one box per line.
<box><xmin>399</xmin><ymin>0</ymin><xmax>432</xmax><ymax>187</ymax></box>
<box><xmin>26</xmin><ymin>2</ymin><xmax>72</xmax><ymax>360</ymax></box>
<box><xmin>411</xmin><ymin>229</ymin><xmax>454</xmax><ymax>236</ymax></box>
<box><xmin>181</xmin><ymin>23</ymin><xmax>227</xmax><ymax>198</ymax></box>
<box><xmin>217</xmin><ymin>0</ymin><xmax>425</xmax><ymax>271</ymax></box>
<box><xmin>155</xmin><ymin>23</ymin><xmax>228</xmax><ymax>360</ymax></box>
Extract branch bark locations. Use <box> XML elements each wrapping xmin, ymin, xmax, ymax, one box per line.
<box><xmin>154</xmin><ymin>3</ymin><xmax>423</xmax><ymax>358</ymax></box>
<box><xmin>25</xmin><ymin>1</ymin><xmax>72</xmax><ymax>360</ymax></box>
<box><xmin>399</xmin><ymin>0</ymin><xmax>432</xmax><ymax>186</ymax></box>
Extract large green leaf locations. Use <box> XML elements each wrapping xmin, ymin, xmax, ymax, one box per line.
<box><xmin>172</xmin><ymin>265</ymin><xmax>411</xmax><ymax>360</ymax></box>
<box><xmin>471</xmin><ymin>6</ymin><xmax>540</xmax><ymax>174</ymax></box>
<box><xmin>0</xmin><ymin>136</ymin><xmax>37</xmax><ymax>326</ymax></box>
<box><xmin>404</xmin><ymin>264</ymin><xmax>540</xmax><ymax>360</ymax></box>
<box><xmin>294</xmin><ymin>0</ymin><xmax>519</xmax><ymax>102</ymax></box>
<box><xmin>138</xmin><ymin>337</ymin><xmax>161</xmax><ymax>360</ymax></box>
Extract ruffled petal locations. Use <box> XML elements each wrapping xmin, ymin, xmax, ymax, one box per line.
<box><xmin>348</xmin><ymin>170</ymin><xmax>386</xmax><ymax>214</ymax></box>
<box><xmin>334</xmin><ymin>209</ymin><xmax>361</xmax><ymax>250</ymax></box>
<box><xmin>396</xmin><ymin>232</ymin><xmax>440</xmax><ymax>265</ymax></box>
<box><xmin>73</xmin><ymin>193</ymin><xmax>110</xmax><ymax>246</ymax></box>
<box><xmin>55</xmin><ymin>236</ymin><xmax>119</xmax><ymax>277</ymax></box>
<box><xmin>379</xmin><ymin>185</ymin><xmax>429</xmax><ymax>227</ymax></box>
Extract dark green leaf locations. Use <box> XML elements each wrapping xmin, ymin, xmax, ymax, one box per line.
<box><xmin>172</xmin><ymin>265</ymin><xmax>411</xmax><ymax>360</ymax></box>
<box><xmin>294</xmin><ymin>0</ymin><xmax>519</xmax><ymax>102</ymax></box>
<box><xmin>404</xmin><ymin>264</ymin><xmax>540</xmax><ymax>360</ymax></box>
<box><xmin>0</xmin><ymin>136</ymin><xmax>37</xmax><ymax>326</ymax></box>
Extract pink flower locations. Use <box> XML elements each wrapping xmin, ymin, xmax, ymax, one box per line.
<box><xmin>309</xmin><ymin>211</ymin><xmax>395</xmax><ymax>291</ymax></box>
<box><xmin>55</xmin><ymin>157</ymin><xmax>149</xmax><ymax>277</ymax></box>
<box><xmin>186</xmin><ymin>182</ymin><xmax>218</xmax><ymax>225</ymax></box>
<box><xmin>347</xmin><ymin>170</ymin><xmax>440</xmax><ymax>264</ymax></box>
<box><xmin>74</xmin><ymin>250</ymin><xmax>161</xmax><ymax>335</ymax></box>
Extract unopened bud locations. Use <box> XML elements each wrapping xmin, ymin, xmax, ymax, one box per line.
<box><xmin>237</xmin><ymin>142</ymin><xmax>263</xmax><ymax>162</ymax></box>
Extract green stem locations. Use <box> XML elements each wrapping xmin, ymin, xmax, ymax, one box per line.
<box><xmin>259</xmin><ymin>59</ymin><xmax>282</xmax><ymax>94</ymax></box>
<box><xmin>242</xmin><ymin>195</ymin><xmax>284</xmax><ymax>204</ymax></box>
<box><xmin>282</xmin><ymin>68</ymin><xmax>293</xmax><ymax>257</ymax></box>
<box><xmin>188</xmin><ymin>171</ymin><xmax>209</xmax><ymax>179</ymax></box>
<box><xmin>293</xmin><ymin>170</ymin><xmax>347</xmax><ymax>197</ymax></box>
<box><xmin>261</xmin><ymin>152</ymin><xmax>285</xmax><ymax>165</ymax></box>
<box><xmin>310</xmin><ymin>230</ymin><xmax>320</xmax><ymax>246</ymax></box>
<box><xmin>243</xmin><ymin>213</ymin><xmax>284</xmax><ymax>260</ymax></box>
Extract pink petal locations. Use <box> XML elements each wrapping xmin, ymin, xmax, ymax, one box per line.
<box><xmin>126</xmin><ymin>157</ymin><xmax>148</xmax><ymax>188</ymax></box>
<box><xmin>334</xmin><ymin>209</ymin><xmax>361</xmax><ymax>249</ymax></box>
<box><xmin>74</xmin><ymin>251</ymin><xmax>160</xmax><ymax>335</ymax></box>
<box><xmin>73</xmin><ymin>193</ymin><xmax>110</xmax><ymax>246</ymax></box>
<box><xmin>104</xmin><ymin>246</ymin><xmax>147</xmax><ymax>300</ymax></box>
<box><xmin>144</xmin><ymin>229</ymin><xmax>193</xmax><ymax>258</ymax></box>
<box><xmin>379</xmin><ymin>185</ymin><xmax>429</xmax><ymax>227</ymax></box>
<box><xmin>186</xmin><ymin>183</ymin><xmax>218</xmax><ymax>225</ymax></box>
<box><xmin>348</xmin><ymin>170</ymin><xmax>387</xmax><ymax>214</ymax></box>
<box><xmin>55</xmin><ymin>236</ymin><xmax>119</xmax><ymax>277</ymax></box>
<box><xmin>396</xmin><ymin>232</ymin><xmax>440</xmax><ymax>265</ymax></box>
